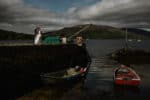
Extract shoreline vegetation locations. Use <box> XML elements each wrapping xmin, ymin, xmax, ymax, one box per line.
<box><xmin>0</xmin><ymin>24</ymin><xmax>150</xmax><ymax>41</ymax></box>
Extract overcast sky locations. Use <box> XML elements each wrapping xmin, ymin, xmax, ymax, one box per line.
<box><xmin>0</xmin><ymin>0</ymin><xmax>150</xmax><ymax>34</ymax></box>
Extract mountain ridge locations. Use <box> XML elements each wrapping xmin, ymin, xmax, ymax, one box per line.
<box><xmin>44</xmin><ymin>24</ymin><xmax>149</xmax><ymax>39</ymax></box>
<box><xmin>121</xmin><ymin>28</ymin><xmax>150</xmax><ymax>37</ymax></box>
<box><xmin>0</xmin><ymin>24</ymin><xmax>149</xmax><ymax>40</ymax></box>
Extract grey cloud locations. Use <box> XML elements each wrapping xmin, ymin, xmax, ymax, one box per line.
<box><xmin>69</xmin><ymin>0</ymin><xmax>150</xmax><ymax>28</ymax></box>
<box><xmin>0</xmin><ymin>0</ymin><xmax>65</xmax><ymax>33</ymax></box>
<box><xmin>0</xmin><ymin>0</ymin><xmax>150</xmax><ymax>34</ymax></box>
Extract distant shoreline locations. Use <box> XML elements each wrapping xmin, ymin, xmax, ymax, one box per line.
<box><xmin>1</xmin><ymin>24</ymin><xmax>150</xmax><ymax>40</ymax></box>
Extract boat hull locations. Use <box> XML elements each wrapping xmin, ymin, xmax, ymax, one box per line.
<box><xmin>42</xmin><ymin>72</ymin><xmax>86</xmax><ymax>85</ymax></box>
<box><xmin>114</xmin><ymin>78</ymin><xmax>140</xmax><ymax>87</ymax></box>
<box><xmin>114</xmin><ymin>65</ymin><xmax>141</xmax><ymax>87</ymax></box>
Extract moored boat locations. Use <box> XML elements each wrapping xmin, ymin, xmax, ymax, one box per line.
<box><xmin>114</xmin><ymin>65</ymin><xmax>141</xmax><ymax>87</ymax></box>
<box><xmin>40</xmin><ymin>64</ymin><xmax>90</xmax><ymax>84</ymax></box>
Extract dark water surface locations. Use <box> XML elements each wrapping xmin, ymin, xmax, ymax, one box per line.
<box><xmin>3</xmin><ymin>39</ymin><xmax>150</xmax><ymax>100</ymax></box>
<box><xmin>85</xmin><ymin>39</ymin><xmax>150</xmax><ymax>99</ymax></box>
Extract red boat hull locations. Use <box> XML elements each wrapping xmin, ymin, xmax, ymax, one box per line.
<box><xmin>114</xmin><ymin>78</ymin><xmax>140</xmax><ymax>87</ymax></box>
<box><xmin>114</xmin><ymin>65</ymin><xmax>141</xmax><ymax>87</ymax></box>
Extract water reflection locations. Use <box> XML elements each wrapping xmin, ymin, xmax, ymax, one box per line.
<box><xmin>113</xmin><ymin>85</ymin><xmax>140</xmax><ymax>97</ymax></box>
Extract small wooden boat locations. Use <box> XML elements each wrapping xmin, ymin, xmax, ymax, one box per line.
<box><xmin>40</xmin><ymin>66</ymin><xmax>88</xmax><ymax>84</ymax></box>
<box><xmin>114</xmin><ymin>65</ymin><xmax>141</xmax><ymax>87</ymax></box>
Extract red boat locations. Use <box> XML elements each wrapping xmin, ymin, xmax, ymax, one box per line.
<box><xmin>114</xmin><ymin>65</ymin><xmax>141</xmax><ymax>87</ymax></box>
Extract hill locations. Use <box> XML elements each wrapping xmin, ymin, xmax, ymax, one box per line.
<box><xmin>122</xmin><ymin>28</ymin><xmax>150</xmax><ymax>37</ymax></box>
<box><xmin>0</xmin><ymin>29</ymin><xmax>34</xmax><ymax>40</ymax></box>
<box><xmin>44</xmin><ymin>24</ymin><xmax>149</xmax><ymax>39</ymax></box>
<box><xmin>1</xmin><ymin>25</ymin><xmax>149</xmax><ymax>40</ymax></box>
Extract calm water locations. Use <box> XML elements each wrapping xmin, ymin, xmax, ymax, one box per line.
<box><xmin>85</xmin><ymin>39</ymin><xmax>150</xmax><ymax>98</ymax></box>
<box><xmin>12</xmin><ymin>39</ymin><xmax>150</xmax><ymax>99</ymax></box>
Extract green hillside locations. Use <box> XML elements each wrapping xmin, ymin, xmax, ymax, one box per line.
<box><xmin>45</xmin><ymin>24</ymin><xmax>148</xmax><ymax>39</ymax></box>
<box><xmin>0</xmin><ymin>29</ymin><xmax>34</xmax><ymax>40</ymax></box>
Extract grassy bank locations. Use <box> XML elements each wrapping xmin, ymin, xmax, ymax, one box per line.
<box><xmin>0</xmin><ymin>44</ymin><xmax>90</xmax><ymax>99</ymax></box>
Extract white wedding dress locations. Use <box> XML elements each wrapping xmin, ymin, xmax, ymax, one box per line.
<box><xmin>34</xmin><ymin>31</ymin><xmax>42</xmax><ymax>45</ymax></box>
